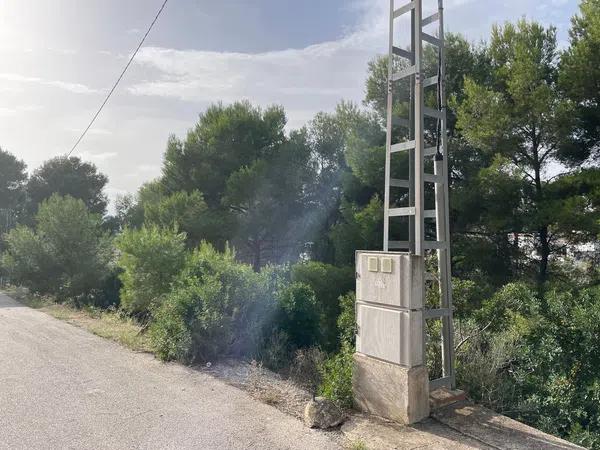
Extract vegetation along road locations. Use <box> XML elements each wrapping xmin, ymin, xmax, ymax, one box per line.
<box><xmin>0</xmin><ymin>293</ymin><xmax>340</xmax><ymax>450</ymax></box>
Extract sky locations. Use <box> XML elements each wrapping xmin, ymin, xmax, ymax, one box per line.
<box><xmin>0</xmin><ymin>0</ymin><xmax>580</xmax><ymax>212</ymax></box>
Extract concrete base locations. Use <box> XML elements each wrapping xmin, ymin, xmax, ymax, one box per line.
<box><xmin>353</xmin><ymin>353</ymin><xmax>430</xmax><ymax>424</ymax></box>
<box><xmin>429</xmin><ymin>387</ymin><xmax>467</xmax><ymax>411</ymax></box>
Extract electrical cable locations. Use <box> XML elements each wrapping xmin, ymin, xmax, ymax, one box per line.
<box><xmin>66</xmin><ymin>0</ymin><xmax>169</xmax><ymax>157</ymax></box>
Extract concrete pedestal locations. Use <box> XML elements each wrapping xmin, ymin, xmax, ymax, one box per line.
<box><xmin>353</xmin><ymin>353</ymin><xmax>430</xmax><ymax>424</ymax></box>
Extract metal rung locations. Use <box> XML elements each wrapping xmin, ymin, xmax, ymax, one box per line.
<box><xmin>391</xmin><ymin>139</ymin><xmax>416</xmax><ymax>153</ymax></box>
<box><xmin>424</xmin><ymin>146</ymin><xmax>438</xmax><ymax>157</ymax></box>
<box><xmin>390</xmin><ymin>178</ymin><xmax>409</xmax><ymax>188</ymax></box>
<box><xmin>422</xmin><ymin>12</ymin><xmax>439</xmax><ymax>27</ymax></box>
<box><xmin>391</xmin><ymin>65</ymin><xmax>416</xmax><ymax>81</ymax></box>
<box><xmin>423</xmin><ymin>75</ymin><xmax>438</xmax><ymax>87</ymax></box>
<box><xmin>424</xmin><ymin>107</ymin><xmax>444</xmax><ymax>119</ymax></box>
<box><xmin>422</xmin><ymin>33</ymin><xmax>442</xmax><ymax>47</ymax></box>
<box><xmin>389</xmin><ymin>240</ymin><xmax>446</xmax><ymax>250</ymax></box>
<box><xmin>424</xmin><ymin>209</ymin><xmax>437</xmax><ymax>219</ymax></box>
<box><xmin>424</xmin><ymin>240</ymin><xmax>447</xmax><ymax>250</ymax></box>
<box><xmin>429</xmin><ymin>376</ymin><xmax>452</xmax><ymax>391</ymax></box>
<box><xmin>423</xmin><ymin>308</ymin><xmax>451</xmax><ymax>319</ymax></box>
<box><xmin>424</xmin><ymin>173</ymin><xmax>444</xmax><ymax>184</ymax></box>
<box><xmin>393</xmin><ymin>2</ymin><xmax>415</xmax><ymax>18</ymax></box>
<box><xmin>389</xmin><ymin>207</ymin><xmax>415</xmax><ymax>217</ymax></box>
<box><xmin>392</xmin><ymin>46</ymin><xmax>413</xmax><ymax>60</ymax></box>
<box><xmin>392</xmin><ymin>116</ymin><xmax>410</xmax><ymax>127</ymax></box>
<box><xmin>388</xmin><ymin>240</ymin><xmax>409</xmax><ymax>249</ymax></box>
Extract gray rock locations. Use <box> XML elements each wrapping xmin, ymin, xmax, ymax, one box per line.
<box><xmin>304</xmin><ymin>397</ymin><xmax>345</xmax><ymax>429</ymax></box>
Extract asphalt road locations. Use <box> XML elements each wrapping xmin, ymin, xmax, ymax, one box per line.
<box><xmin>0</xmin><ymin>293</ymin><xmax>341</xmax><ymax>450</ymax></box>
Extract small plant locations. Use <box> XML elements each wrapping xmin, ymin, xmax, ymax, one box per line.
<box><xmin>289</xmin><ymin>347</ymin><xmax>325</xmax><ymax>394</ymax></box>
<box><xmin>337</xmin><ymin>292</ymin><xmax>356</xmax><ymax>345</ymax></box>
<box><xmin>348</xmin><ymin>440</ymin><xmax>368</xmax><ymax>450</ymax></box>
<box><xmin>257</xmin><ymin>330</ymin><xmax>292</xmax><ymax>372</ymax></box>
<box><xmin>318</xmin><ymin>342</ymin><xmax>354</xmax><ymax>409</ymax></box>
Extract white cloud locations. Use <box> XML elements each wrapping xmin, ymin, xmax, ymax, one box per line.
<box><xmin>127</xmin><ymin>20</ymin><xmax>386</xmax><ymax>128</ymax></box>
<box><xmin>0</xmin><ymin>107</ymin><xmax>18</xmax><ymax>117</ymax></box>
<box><xmin>126</xmin><ymin>163</ymin><xmax>160</xmax><ymax>178</ymax></box>
<box><xmin>122</xmin><ymin>164</ymin><xmax>162</xmax><ymax>188</ymax></box>
<box><xmin>46</xmin><ymin>47</ymin><xmax>77</xmax><ymax>55</ymax></box>
<box><xmin>126</xmin><ymin>0</ymin><xmax>537</xmax><ymax>128</ymax></box>
<box><xmin>78</xmin><ymin>151</ymin><xmax>118</xmax><ymax>162</ymax></box>
<box><xmin>65</xmin><ymin>127</ymin><xmax>113</xmax><ymax>137</ymax></box>
<box><xmin>0</xmin><ymin>104</ymin><xmax>43</xmax><ymax>117</ymax></box>
<box><xmin>0</xmin><ymin>85</ymin><xmax>24</xmax><ymax>93</ymax></box>
<box><xmin>0</xmin><ymin>73</ymin><xmax>99</xmax><ymax>94</ymax></box>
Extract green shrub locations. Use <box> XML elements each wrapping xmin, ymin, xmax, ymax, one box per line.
<box><xmin>2</xmin><ymin>225</ymin><xmax>54</xmax><ymax>293</ymax></box>
<box><xmin>2</xmin><ymin>194</ymin><xmax>112</xmax><ymax>302</ymax></box>
<box><xmin>148</xmin><ymin>284</ymin><xmax>195</xmax><ymax>361</ymax></box>
<box><xmin>291</xmin><ymin>261</ymin><xmax>354</xmax><ymax>350</ymax></box>
<box><xmin>143</xmin><ymin>189</ymin><xmax>222</xmax><ymax>248</ymax></box>
<box><xmin>150</xmin><ymin>242</ymin><xmax>271</xmax><ymax>362</ymax></box>
<box><xmin>318</xmin><ymin>342</ymin><xmax>354</xmax><ymax>409</ymax></box>
<box><xmin>315</xmin><ymin>289</ymin><xmax>356</xmax><ymax>409</ymax></box>
<box><xmin>272</xmin><ymin>282</ymin><xmax>322</xmax><ymax>349</ymax></box>
<box><xmin>116</xmin><ymin>225</ymin><xmax>186</xmax><ymax>316</ymax></box>
<box><xmin>337</xmin><ymin>292</ymin><xmax>356</xmax><ymax>344</ymax></box>
<box><xmin>91</xmin><ymin>265</ymin><xmax>122</xmax><ymax>308</ymax></box>
<box><xmin>258</xmin><ymin>265</ymin><xmax>332</xmax><ymax>369</ymax></box>
<box><xmin>455</xmin><ymin>321</ymin><xmax>524</xmax><ymax>412</ymax></box>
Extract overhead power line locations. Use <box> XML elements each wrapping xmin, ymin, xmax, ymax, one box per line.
<box><xmin>67</xmin><ymin>0</ymin><xmax>169</xmax><ymax>157</ymax></box>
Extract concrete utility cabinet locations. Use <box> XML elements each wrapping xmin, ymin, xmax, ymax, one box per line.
<box><xmin>353</xmin><ymin>251</ymin><xmax>430</xmax><ymax>424</ymax></box>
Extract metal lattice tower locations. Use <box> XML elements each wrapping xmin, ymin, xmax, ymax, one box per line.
<box><xmin>383</xmin><ymin>0</ymin><xmax>455</xmax><ymax>390</ymax></box>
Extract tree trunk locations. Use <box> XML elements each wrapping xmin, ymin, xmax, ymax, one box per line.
<box><xmin>538</xmin><ymin>225</ymin><xmax>550</xmax><ymax>286</ymax></box>
<box><xmin>532</xmin><ymin>141</ymin><xmax>549</xmax><ymax>291</ymax></box>
<box><xmin>532</xmin><ymin>147</ymin><xmax>549</xmax><ymax>291</ymax></box>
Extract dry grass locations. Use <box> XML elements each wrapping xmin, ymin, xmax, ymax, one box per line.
<box><xmin>346</xmin><ymin>441</ymin><xmax>368</xmax><ymax>450</ymax></box>
<box><xmin>347</xmin><ymin>441</ymin><xmax>368</xmax><ymax>450</ymax></box>
<box><xmin>3</xmin><ymin>287</ymin><xmax>153</xmax><ymax>353</ymax></box>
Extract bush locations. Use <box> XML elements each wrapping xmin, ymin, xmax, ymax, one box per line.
<box><xmin>511</xmin><ymin>286</ymin><xmax>600</xmax><ymax>444</ymax></box>
<box><xmin>150</xmin><ymin>243</ymin><xmax>271</xmax><ymax>362</ymax></box>
<box><xmin>271</xmin><ymin>282</ymin><xmax>321</xmax><ymax>349</ymax></box>
<box><xmin>453</xmin><ymin>282</ymin><xmax>600</xmax><ymax>447</ymax></box>
<box><xmin>2</xmin><ymin>225</ymin><xmax>55</xmax><ymax>293</ymax></box>
<box><xmin>116</xmin><ymin>226</ymin><xmax>186</xmax><ymax>316</ymax></box>
<box><xmin>318</xmin><ymin>342</ymin><xmax>354</xmax><ymax>409</ymax></box>
<box><xmin>257</xmin><ymin>278</ymin><xmax>326</xmax><ymax>371</ymax></box>
<box><xmin>143</xmin><ymin>190</ymin><xmax>217</xmax><ymax>248</ymax></box>
<box><xmin>291</xmin><ymin>261</ymin><xmax>354</xmax><ymax>350</ymax></box>
<box><xmin>455</xmin><ymin>321</ymin><xmax>524</xmax><ymax>412</ymax></box>
<box><xmin>256</xmin><ymin>329</ymin><xmax>293</xmax><ymax>372</ymax></box>
<box><xmin>337</xmin><ymin>292</ymin><xmax>356</xmax><ymax>345</ymax></box>
<box><xmin>2</xmin><ymin>194</ymin><xmax>112</xmax><ymax>303</ymax></box>
<box><xmin>289</xmin><ymin>347</ymin><xmax>326</xmax><ymax>393</ymax></box>
<box><xmin>316</xmin><ymin>291</ymin><xmax>356</xmax><ymax>409</ymax></box>
<box><xmin>91</xmin><ymin>265</ymin><xmax>123</xmax><ymax>309</ymax></box>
